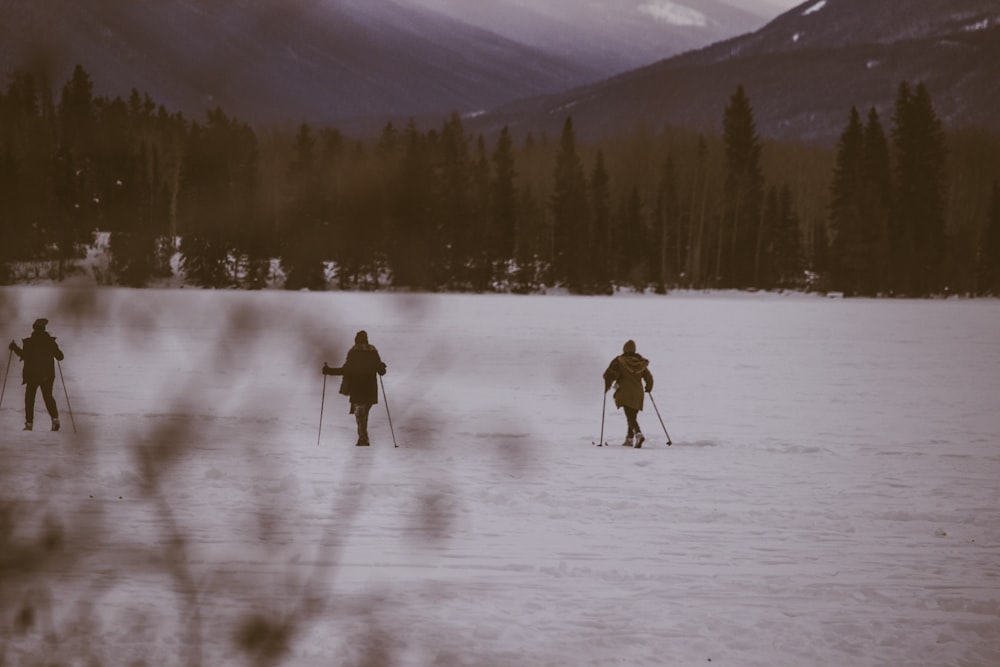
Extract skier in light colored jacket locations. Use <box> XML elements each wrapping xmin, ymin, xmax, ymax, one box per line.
<box><xmin>602</xmin><ymin>339</ymin><xmax>653</xmax><ymax>447</ymax></box>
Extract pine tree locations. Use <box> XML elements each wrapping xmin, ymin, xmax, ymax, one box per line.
<box><xmin>829</xmin><ymin>105</ymin><xmax>895</xmax><ymax>295</ymax></box>
<box><xmin>550</xmin><ymin>117</ymin><xmax>590</xmax><ymax>291</ymax></box>
<box><xmin>58</xmin><ymin>65</ymin><xmax>96</xmax><ymax>154</ymax></box>
<box><xmin>469</xmin><ymin>134</ymin><xmax>492</xmax><ymax>290</ymax></box>
<box><xmin>861</xmin><ymin>107</ymin><xmax>892</xmax><ymax>294</ymax></box>
<box><xmin>389</xmin><ymin>120</ymin><xmax>436</xmax><ymax>289</ymax></box>
<box><xmin>686</xmin><ymin>135</ymin><xmax>711</xmax><ymax>288</ymax></box>
<box><xmin>829</xmin><ymin>107</ymin><xmax>866</xmax><ymax>294</ymax></box>
<box><xmin>656</xmin><ymin>156</ymin><xmax>680</xmax><ymax>292</ymax></box>
<box><xmin>491</xmin><ymin>126</ymin><xmax>516</xmax><ymax>267</ymax></box>
<box><xmin>180</xmin><ymin>119</ymin><xmax>230</xmax><ymax>288</ymax></box>
<box><xmin>437</xmin><ymin>113</ymin><xmax>474</xmax><ymax>288</ymax></box>
<box><xmin>771</xmin><ymin>185</ymin><xmax>803</xmax><ymax>288</ymax></box>
<box><xmin>618</xmin><ymin>186</ymin><xmax>646</xmax><ymax>291</ymax></box>
<box><xmin>0</xmin><ymin>141</ymin><xmax>16</xmax><ymax>283</ymax></box>
<box><xmin>513</xmin><ymin>184</ymin><xmax>545</xmax><ymax>292</ymax></box>
<box><xmin>3</xmin><ymin>72</ymin><xmax>57</xmax><ymax>271</ymax></box>
<box><xmin>96</xmin><ymin>93</ymin><xmax>159</xmax><ymax>287</ymax></box>
<box><xmin>588</xmin><ymin>150</ymin><xmax>612</xmax><ymax>293</ymax></box>
<box><xmin>281</xmin><ymin>122</ymin><xmax>327</xmax><ymax>290</ymax></box>
<box><xmin>758</xmin><ymin>186</ymin><xmax>781</xmax><ymax>288</ymax></box>
<box><xmin>721</xmin><ymin>85</ymin><xmax>764</xmax><ymax>287</ymax></box>
<box><xmin>891</xmin><ymin>81</ymin><xmax>948</xmax><ymax>295</ymax></box>
<box><xmin>978</xmin><ymin>182</ymin><xmax>1000</xmax><ymax>295</ymax></box>
<box><xmin>54</xmin><ymin>65</ymin><xmax>99</xmax><ymax>279</ymax></box>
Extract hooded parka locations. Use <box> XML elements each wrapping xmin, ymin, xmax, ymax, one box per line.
<box><xmin>603</xmin><ymin>344</ymin><xmax>653</xmax><ymax>411</ymax></box>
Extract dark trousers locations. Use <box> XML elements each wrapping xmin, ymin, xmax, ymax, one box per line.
<box><xmin>25</xmin><ymin>379</ymin><xmax>58</xmax><ymax>423</ymax></box>
<box><xmin>353</xmin><ymin>403</ymin><xmax>371</xmax><ymax>444</ymax></box>
<box><xmin>624</xmin><ymin>406</ymin><xmax>641</xmax><ymax>438</ymax></box>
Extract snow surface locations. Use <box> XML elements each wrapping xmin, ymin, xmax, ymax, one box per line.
<box><xmin>802</xmin><ymin>0</ymin><xmax>826</xmax><ymax>17</ymax></box>
<box><xmin>2</xmin><ymin>286</ymin><xmax>999</xmax><ymax>666</ymax></box>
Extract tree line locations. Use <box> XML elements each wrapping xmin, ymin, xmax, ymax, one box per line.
<box><xmin>2</xmin><ymin>64</ymin><xmax>999</xmax><ymax>296</ymax></box>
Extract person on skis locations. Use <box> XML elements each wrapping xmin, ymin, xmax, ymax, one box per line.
<box><xmin>8</xmin><ymin>318</ymin><xmax>65</xmax><ymax>431</ymax></box>
<box><xmin>322</xmin><ymin>330</ymin><xmax>387</xmax><ymax>446</ymax></box>
<box><xmin>602</xmin><ymin>339</ymin><xmax>653</xmax><ymax>447</ymax></box>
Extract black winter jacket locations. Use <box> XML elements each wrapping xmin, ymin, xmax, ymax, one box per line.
<box><xmin>324</xmin><ymin>344</ymin><xmax>386</xmax><ymax>405</ymax></box>
<box><xmin>12</xmin><ymin>331</ymin><xmax>64</xmax><ymax>385</ymax></box>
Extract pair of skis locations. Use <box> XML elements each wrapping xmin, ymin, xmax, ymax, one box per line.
<box><xmin>592</xmin><ymin>390</ymin><xmax>672</xmax><ymax>447</ymax></box>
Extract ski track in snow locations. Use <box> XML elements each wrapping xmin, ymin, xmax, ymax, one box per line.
<box><xmin>2</xmin><ymin>287</ymin><xmax>1000</xmax><ymax>666</ymax></box>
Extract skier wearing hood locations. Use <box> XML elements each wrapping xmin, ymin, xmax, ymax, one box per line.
<box><xmin>322</xmin><ymin>330</ymin><xmax>387</xmax><ymax>446</ymax></box>
<box><xmin>602</xmin><ymin>339</ymin><xmax>654</xmax><ymax>447</ymax></box>
<box><xmin>9</xmin><ymin>318</ymin><xmax>65</xmax><ymax>431</ymax></box>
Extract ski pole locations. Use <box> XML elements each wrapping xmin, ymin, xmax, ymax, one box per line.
<box><xmin>594</xmin><ymin>389</ymin><xmax>607</xmax><ymax>446</ymax></box>
<box><xmin>600</xmin><ymin>390</ymin><xmax>607</xmax><ymax>445</ymax></box>
<box><xmin>0</xmin><ymin>348</ymin><xmax>12</xmax><ymax>411</ymax></box>
<box><xmin>57</xmin><ymin>360</ymin><xmax>77</xmax><ymax>434</ymax></box>
<box><xmin>647</xmin><ymin>391</ymin><xmax>672</xmax><ymax>446</ymax></box>
<box><xmin>379</xmin><ymin>375</ymin><xmax>398</xmax><ymax>448</ymax></box>
<box><xmin>317</xmin><ymin>370</ymin><xmax>327</xmax><ymax>446</ymax></box>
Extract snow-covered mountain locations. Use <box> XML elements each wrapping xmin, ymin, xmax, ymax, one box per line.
<box><xmin>399</xmin><ymin>0</ymin><xmax>768</xmax><ymax>76</ymax></box>
<box><xmin>479</xmin><ymin>0</ymin><xmax>1000</xmax><ymax>143</ymax></box>
<box><xmin>2</xmin><ymin>0</ymin><xmax>995</xmax><ymax>141</ymax></box>
<box><xmin>0</xmin><ymin>0</ymin><xmax>603</xmax><ymax>125</ymax></box>
<box><xmin>674</xmin><ymin>0</ymin><xmax>1000</xmax><ymax>63</ymax></box>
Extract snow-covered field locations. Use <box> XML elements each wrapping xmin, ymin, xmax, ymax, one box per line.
<box><xmin>2</xmin><ymin>286</ymin><xmax>999</xmax><ymax>666</ymax></box>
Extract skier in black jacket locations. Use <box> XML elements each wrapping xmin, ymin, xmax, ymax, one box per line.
<box><xmin>322</xmin><ymin>330</ymin><xmax>387</xmax><ymax>446</ymax></box>
<box><xmin>9</xmin><ymin>318</ymin><xmax>65</xmax><ymax>431</ymax></box>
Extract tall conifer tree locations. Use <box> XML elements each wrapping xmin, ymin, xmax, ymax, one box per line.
<box><xmin>589</xmin><ymin>150</ymin><xmax>612</xmax><ymax>293</ymax></box>
<box><xmin>54</xmin><ymin>65</ymin><xmax>99</xmax><ymax>278</ymax></box>
<box><xmin>891</xmin><ymin>81</ymin><xmax>948</xmax><ymax>295</ymax></box>
<box><xmin>550</xmin><ymin>117</ymin><xmax>589</xmax><ymax>291</ymax></box>
<box><xmin>722</xmin><ymin>85</ymin><xmax>764</xmax><ymax>287</ymax></box>
<box><xmin>770</xmin><ymin>184</ymin><xmax>802</xmax><ymax>288</ymax></box>
<box><xmin>491</xmin><ymin>126</ymin><xmax>516</xmax><ymax>271</ymax></box>
<box><xmin>978</xmin><ymin>182</ymin><xmax>1000</xmax><ymax>295</ymax></box>
<box><xmin>860</xmin><ymin>108</ymin><xmax>892</xmax><ymax>294</ymax></box>
<box><xmin>390</xmin><ymin>120</ymin><xmax>436</xmax><ymax>289</ymax></box>
<box><xmin>829</xmin><ymin>107</ymin><xmax>866</xmax><ymax>293</ymax></box>
<box><xmin>280</xmin><ymin>122</ymin><xmax>327</xmax><ymax>290</ymax></box>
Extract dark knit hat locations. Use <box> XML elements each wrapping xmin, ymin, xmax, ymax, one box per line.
<box><xmin>623</xmin><ymin>339</ymin><xmax>636</xmax><ymax>354</ymax></box>
<box><xmin>355</xmin><ymin>330</ymin><xmax>369</xmax><ymax>345</ymax></box>
<box><xmin>32</xmin><ymin>318</ymin><xmax>48</xmax><ymax>331</ymax></box>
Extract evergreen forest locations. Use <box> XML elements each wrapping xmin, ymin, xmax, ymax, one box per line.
<box><xmin>2</xmin><ymin>65</ymin><xmax>999</xmax><ymax>296</ymax></box>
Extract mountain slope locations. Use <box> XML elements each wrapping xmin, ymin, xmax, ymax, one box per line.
<box><xmin>0</xmin><ymin>0</ymin><xmax>601</xmax><ymax>125</ymax></box>
<box><xmin>479</xmin><ymin>0</ymin><xmax>1000</xmax><ymax>144</ymax></box>
<box><xmin>401</xmin><ymin>0</ymin><xmax>769</xmax><ymax>77</ymax></box>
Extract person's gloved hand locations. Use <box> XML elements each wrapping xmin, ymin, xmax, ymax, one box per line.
<box><xmin>8</xmin><ymin>340</ymin><xmax>15</xmax><ymax>351</ymax></box>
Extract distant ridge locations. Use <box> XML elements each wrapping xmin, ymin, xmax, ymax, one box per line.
<box><xmin>475</xmin><ymin>0</ymin><xmax>1000</xmax><ymax>143</ymax></box>
<box><xmin>0</xmin><ymin>0</ymin><xmax>599</xmax><ymax>126</ymax></box>
<box><xmin>2</xmin><ymin>0</ymin><xmax>997</xmax><ymax>143</ymax></box>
